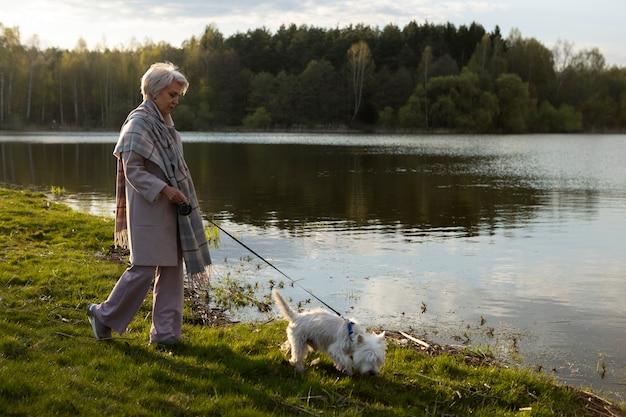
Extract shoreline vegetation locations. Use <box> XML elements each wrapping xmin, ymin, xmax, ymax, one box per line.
<box><xmin>0</xmin><ymin>186</ymin><xmax>624</xmax><ymax>416</ymax></box>
<box><xmin>2</xmin><ymin>124</ymin><xmax>626</xmax><ymax>135</ymax></box>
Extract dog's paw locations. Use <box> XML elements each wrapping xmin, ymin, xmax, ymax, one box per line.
<box><xmin>280</xmin><ymin>340</ymin><xmax>291</xmax><ymax>355</ymax></box>
<box><xmin>336</xmin><ymin>364</ymin><xmax>353</xmax><ymax>376</ymax></box>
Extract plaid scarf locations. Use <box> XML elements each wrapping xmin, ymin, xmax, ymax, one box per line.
<box><xmin>113</xmin><ymin>100</ymin><xmax>211</xmax><ymax>288</ymax></box>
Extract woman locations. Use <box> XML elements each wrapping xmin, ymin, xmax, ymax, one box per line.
<box><xmin>87</xmin><ymin>62</ymin><xmax>211</xmax><ymax>345</ymax></box>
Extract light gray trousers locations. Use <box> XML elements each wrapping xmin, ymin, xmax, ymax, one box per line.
<box><xmin>95</xmin><ymin>261</ymin><xmax>184</xmax><ymax>343</ymax></box>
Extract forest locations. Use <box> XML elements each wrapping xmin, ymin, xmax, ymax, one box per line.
<box><xmin>1</xmin><ymin>21</ymin><xmax>625</xmax><ymax>133</ymax></box>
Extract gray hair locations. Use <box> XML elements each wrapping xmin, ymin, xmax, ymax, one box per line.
<box><xmin>141</xmin><ymin>62</ymin><xmax>189</xmax><ymax>101</ymax></box>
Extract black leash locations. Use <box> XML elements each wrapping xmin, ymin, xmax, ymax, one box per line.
<box><xmin>208</xmin><ymin>219</ymin><xmax>343</xmax><ymax>317</ymax></box>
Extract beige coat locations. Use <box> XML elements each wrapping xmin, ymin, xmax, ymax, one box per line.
<box><xmin>121</xmin><ymin>127</ymin><xmax>182</xmax><ymax>266</ymax></box>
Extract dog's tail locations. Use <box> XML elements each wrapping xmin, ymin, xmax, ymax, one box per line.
<box><xmin>271</xmin><ymin>289</ymin><xmax>298</xmax><ymax>322</ymax></box>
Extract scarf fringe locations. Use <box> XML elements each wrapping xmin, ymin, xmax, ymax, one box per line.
<box><xmin>114</xmin><ymin>230</ymin><xmax>129</xmax><ymax>249</ymax></box>
<box><xmin>186</xmin><ymin>266</ymin><xmax>212</xmax><ymax>292</ymax></box>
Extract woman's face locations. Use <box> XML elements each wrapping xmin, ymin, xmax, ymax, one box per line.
<box><xmin>153</xmin><ymin>81</ymin><xmax>184</xmax><ymax>117</ymax></box>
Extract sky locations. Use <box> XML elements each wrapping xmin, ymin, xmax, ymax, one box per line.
<box><xmin>3</xmin><ymin>0</ymin><xmax>626</xmax><ymax>67</ymax></box>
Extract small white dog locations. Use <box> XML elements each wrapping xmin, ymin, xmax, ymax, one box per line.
<box><xmin>272</xmin><ymin>289</ymin><xmax>387</xmax><ymax>376</ymax></box>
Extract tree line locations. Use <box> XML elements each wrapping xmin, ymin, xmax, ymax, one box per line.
<box><xmin>1</xmin><ymin>21</ymin><xmax>625</xmax><ymax>133</ymax></box>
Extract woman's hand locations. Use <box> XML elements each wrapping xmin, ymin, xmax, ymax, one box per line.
<box><xmin>161</xmin><ymin>185</ymin><xmax>188</xmax><ymax>205</ymax></box>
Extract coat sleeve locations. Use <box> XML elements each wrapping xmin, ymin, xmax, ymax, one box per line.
<box><xmin>122</xmin><ymin>150</ymin><xmax>168</xmax><ymax>203</ymax></box>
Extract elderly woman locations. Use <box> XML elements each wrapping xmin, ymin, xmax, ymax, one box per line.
<box><xmin>87</xmin><ymin>62</ymin><xmax>211</xmax><ymax>345</ymax></box>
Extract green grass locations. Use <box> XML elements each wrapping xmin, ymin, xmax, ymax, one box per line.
<box><xmin>0</xmin><ymin>187</ymin><xmax>623</xmax><ymax>416</ymax></box>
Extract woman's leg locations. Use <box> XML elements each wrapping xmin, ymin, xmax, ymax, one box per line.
<box><xmin>150</xmin><ymin>260</ymin><xmax>184</xmax><ymax>343</ymax></box>
<box><xmin>95</xmin><ymin>264</ymin><xmax>156</xmax><ymax>335</ymax></box>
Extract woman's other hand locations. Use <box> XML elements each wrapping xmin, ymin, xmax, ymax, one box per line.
<box><xmin>161</xmin><ymin>185</ymin><xmax>188</xmax><ymax>205</ymax></box>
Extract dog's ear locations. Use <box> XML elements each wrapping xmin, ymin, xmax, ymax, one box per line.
<box><xmin>378</xmin><ymin>331</ymin><xmax>386</xmax><ymax>339</ymax></box>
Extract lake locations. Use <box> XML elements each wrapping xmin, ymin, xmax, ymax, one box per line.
<box><xmin>1</xmin><ymin>131</ymin><xmax>625</xmax><ymax>401</ymax></box>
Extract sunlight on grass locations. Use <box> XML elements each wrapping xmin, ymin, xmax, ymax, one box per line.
<box><xmin>0</xmin><ymin>187</ymin><xmax>623</xmax><ymax>416</ymax></box>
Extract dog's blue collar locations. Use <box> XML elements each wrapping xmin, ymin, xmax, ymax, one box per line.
<box><xmin>347</xmin><ymin>321</ymin><xmax>355</xmax><ymax>342</ymax></box>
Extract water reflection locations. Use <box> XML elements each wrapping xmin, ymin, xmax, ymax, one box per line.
<box><xmin>2</xmin><ymin>138</ymin><xmax>543</xmax><ymax>235</ymax></box>
<box><xmin>1</xmin><ymin>132</ymin><xmax>626</xmax><ymax>401</ymax></box>
<box><xmin>1</xmin><ymin>141</ymin><xmax>115</xmax><ymax>193</ymax></box>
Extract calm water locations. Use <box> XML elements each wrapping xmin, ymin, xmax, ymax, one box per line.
<box><xmin>2</xmin><ymin>131</ymin><xmax>625</xmax><ymax>401</ymax></box>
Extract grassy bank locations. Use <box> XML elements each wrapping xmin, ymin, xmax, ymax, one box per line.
<box><xmin>0</xmin><ymin>187</ymin><xmax>623</xmax><ymax>416</ymax></box>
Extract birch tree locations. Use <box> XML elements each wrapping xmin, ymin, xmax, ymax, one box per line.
<box><xmin>417</xmin><ymin>46</ymin><xmax>433</xmax><ymax>128</ymax></box>
<box><xmin>0</xmin><ymin>26</ymin><xmax>23</xmax><ymax>124</ymax></box>
<box><xmin>347</xmin><ymin>41</ymin><xmax>373</xmax><ymax>121</ymax></box>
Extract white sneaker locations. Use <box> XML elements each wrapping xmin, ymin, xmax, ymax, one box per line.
<box><xmin>87</xmin><ymin>304</ymin><xmax>112</xmax><ymax>340</ymax></box>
